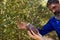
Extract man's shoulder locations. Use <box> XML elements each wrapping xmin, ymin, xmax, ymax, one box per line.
<box><xmin>49</xmin><ymin>16</ymin><xmax>55</xmax><ymax>20</ymax></box>
<box><xmin>48</xmin><ymin>16</ymin><xmax>55</xmax><ymax>22</ymax></box>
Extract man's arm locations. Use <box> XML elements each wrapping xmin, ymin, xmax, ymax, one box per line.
<box><xmin>38</xmin><ymin>20</ymin><xmax>54</xmax><ymax>36</ymax></box>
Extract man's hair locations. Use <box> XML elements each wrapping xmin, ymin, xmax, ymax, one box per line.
<box><xmin>47</xmin><ymin>0</ymin><xmax>59</xmax><ymax>7</ymax></box>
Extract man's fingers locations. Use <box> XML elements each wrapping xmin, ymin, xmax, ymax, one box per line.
<box><xmin>30</xmin><ymin>30</ymin><xmax>38</xmax><ymax>37</ymax></box>
<box><xmin>30</xmin><ymin>30</ymin><xmax>43</xmax><ymax>39</ymax></box>
<box><xmin>27</xmin><ymin>31</ymin><xmax>35</xmax><ymax>38</ymax></box>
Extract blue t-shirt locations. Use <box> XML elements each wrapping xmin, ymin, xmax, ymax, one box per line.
<box><xmin>38</xmin><ymin>16</ymin><xmax>60</xmax><ymax>39</ymax></box>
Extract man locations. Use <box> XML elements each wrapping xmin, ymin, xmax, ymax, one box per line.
<box><xmin>17</xmin><ymin>0</ymin><xmax>60</xmax><ymax>40</ymax></box>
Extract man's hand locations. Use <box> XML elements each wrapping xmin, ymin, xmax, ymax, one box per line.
<box><xmin>27</xmin><ymin>30</ymin><xmax>44</xmax><ymax>40</ymax></box>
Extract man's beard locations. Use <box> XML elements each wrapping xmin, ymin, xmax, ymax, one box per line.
<box><xmin>54</xmin><ymin>11</ymin><xmax>60</xmax><ymax>16</ymax></box>
<box><xmin>54</xmin><ymin>11</ymin><xmax>60</xmax><ymax>20</ymax></box>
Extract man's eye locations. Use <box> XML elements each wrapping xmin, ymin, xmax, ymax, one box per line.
<box><xmin>52</xmin><ymin>6</ymin><xmax>56</xmax><ymax>9</ymax></box>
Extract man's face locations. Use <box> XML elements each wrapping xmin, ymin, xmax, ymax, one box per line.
<box><xmin>48</xmin><ymin>3</ymin><xmax>60</xmax><ymax>16</ymax></box>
